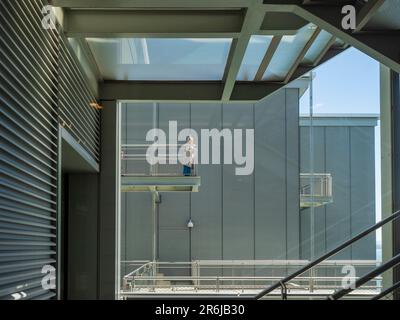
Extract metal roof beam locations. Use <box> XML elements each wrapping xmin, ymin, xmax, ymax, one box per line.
<box><xmin>254</xmin><ymin>35</ymin><xmax>282</xmax><ymax>81</ymax></box>
<box><xmin>100</xmin><ymin>81</ymin><xmax>284</xmax><ymax>103</ymax></box>
<box><xmin>100</xmin><ymin>81</ymin><xmax>224</xmax><ymax>102</ymax></box>
<box><xmin>258</xmin><ymin>12</ymin><xmax>308</xmax><ymax>35</ymax></box>
<box><xmin>263</xmin><ymin>0</ymin><xmax>301</xmax><ymax>4</ymax></box>
<box><xmin>221</xmin><ymin>1</ymin><xmax>266</xmax><ymax>101</ymax></box>
<box><xmin>63</xmin><ymin>8</ymin><xmax>309</xmax><ymax>38</ymax></box>
<box><xmin>64</xmin><ymin>9</ymin><xmax>245</xmax><ymax>38</ymax></box>
<box><xmin>51</xmin><ymin>0</ymin><xmax>252</xmax><ymax>8</ymax></box>
<box><xmin>289</xmin><ymin>46</ymin><xmax>348</xmax><ymax>81</ymax></box>
<box><xmin>284</xmin><ymin>27</ymin><xmax>321</xmax><ymax>83</ymax></box>
<box><xmin>293</xmin><ymin>4</ymin><xmax>400</xmax><ymax>74</ymax></box>
<box><xmin>312</xmin><ymin>35</ymin><xmax>337</xmax><ymax>66</ymax></box>
<box><xmin>355</xmin><ymin>0</ymin><xmax>385</xmax><ymax>32</ymax></box>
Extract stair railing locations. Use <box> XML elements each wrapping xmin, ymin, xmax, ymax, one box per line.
<box><xmin>255</xmin><ymin>210</ymin><xmax>400</xmax><ymax>300</ymax></box>
<box><xmin>328</xmin><ymin>253</ymin><xmax>400</xmax><ymax>299</ymax></box>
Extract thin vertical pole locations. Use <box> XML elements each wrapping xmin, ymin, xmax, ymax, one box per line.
<box><xmin>309</xmin><ymin>72</ymin><xmax>315</xmax><ymax>262</ymax></box>
<box><xmin>151</xmin><ymin>191</ymin><xmax>158</xmax><ymax>291</ymax></box>
<box><xmin>151</xmin><ymin>104</ymin><xmax>158</xmax><ymax>288</ymax></box>
<box><xmin>152</xmin><ymin>192</ymin><xmax>158</xmax><ymax>264</ymax></box>
<box><xmin>115</xmin><ymin>102</ymin><xmax>122</xmax><ymax>300</ymax></box>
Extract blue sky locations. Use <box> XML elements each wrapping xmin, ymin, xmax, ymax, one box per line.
<box><xmin>300</xmin><ymin>47</ymin><xmax>380</xmax><ymax>115</ymax></box>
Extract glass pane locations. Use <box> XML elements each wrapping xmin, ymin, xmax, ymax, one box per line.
<box><xmin>87</xmin><ymin>38</ymin><xmax>232</xmax><ymax>80</ymax></box>
<box><xmin>237</xmin><ymin>35</ymin><xmax>273</xmax><ymax>81</ymax></box>
<box><xmin>302</xmin><ymin>30</ymin><xmax>333</xmax><ymax>65</ymax></box>
<box><xmin>117</xmin><ymin>48</ymin><xmax>384</xmax><ymax>299</ymax></box>
<box><xmin>262</xmin><ymin>24</ymin><xmax>316</xmax><ymax>81</ymax></box>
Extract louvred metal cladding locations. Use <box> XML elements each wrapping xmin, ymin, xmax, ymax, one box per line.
<box><xmin>0</xmin><ymin>0</ymin><xmax>100</xmax><ymax>300</ymax></box>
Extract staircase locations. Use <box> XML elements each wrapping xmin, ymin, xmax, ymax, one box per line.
<box><xmin>256</xmin><ymin>210</ymin><xmax>400</xmax><ymax>300</ymax></box>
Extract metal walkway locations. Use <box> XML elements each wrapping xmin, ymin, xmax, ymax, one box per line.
<box><xmin>121</xmin><ymin>143</ymin><xmax>201</xmax><ymax>193</ymax></box>
<box><xmin>120</xmin><ymin>260</ymin><xmax>381</xmax><ymax>300</ymax></box>
<box><xmin>121</xmin><ymin>175</ymin><xmax>201</xmax><ymax>192</ymax></box>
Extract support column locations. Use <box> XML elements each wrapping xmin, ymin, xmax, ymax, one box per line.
<box><xmin>391</xmin><ymin>70</ymin><xmax>400</xmax><ymax>300</ymax></box>
<box><xmin>380</xmin><ymin>65</ymin><xmax>393</xmax><ymax>294</ymax></box>
<box><xmin>99</xmin><ymin>100</ymin><xmax>120</xmax><ymax>299</ymax></box>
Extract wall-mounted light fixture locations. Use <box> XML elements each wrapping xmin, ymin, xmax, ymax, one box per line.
<box><xmin>90</xmin><ymin>102</ymin><xmax>103</xmax><ymax>110</ymax></box>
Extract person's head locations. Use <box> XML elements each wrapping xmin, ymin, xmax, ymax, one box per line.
<box><xmin>186</xmin><ymin>136</ymin><xmax>194</xmax><ymax>144</ymax></box>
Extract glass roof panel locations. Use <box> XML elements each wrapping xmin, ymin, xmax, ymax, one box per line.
<box><xmin>87</xmin><ymin>38</ymin><xmax>232</xmax><ymax>81</ymax></box>
<box><xmin>302</xmin><ymin>30</ymin><xmax>333</xmax><ymax>65</ymax></box>
<box><xmin>262</xmin><ymin>24</ymin><xmax>316</xmax><ymax>81</ymax></box>
<box><xmin>237</xmin><ymin>35</ymin><xmax>273</xmax><ymax>81</ymax></box>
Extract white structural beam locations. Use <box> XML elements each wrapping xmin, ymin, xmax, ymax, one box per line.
<box><xmin>62</xmin><ymin>8</ymin><xmax>308</xmax><ymax>38</ymax></box>
<box><xmin>258</xmin><ymin>12</ymin><xmax>308</xmax><ymax>35</ymax></box>
<box><xmin>221</xmin><ymin>0</ymin><xmax>266</xmax><ymax>101</ymax></box>
<box><xmin>284</xmin><ymin>27</ymin><xmax>321</xmax><ymax>83</ymax></box>
<box><xmin>64</xmin><ymin>10</ymin><xmax>244</xmax><ymax>38</ymax></box>
<box><xmin>254</xmin><ymin>35</ymin><xmax>282</xmax><ymax>81</ymax></box>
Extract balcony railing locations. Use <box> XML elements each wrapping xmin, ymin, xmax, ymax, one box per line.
<box><xmin>121</xmin><ymin>144</ymin><xmax>198</xmax><ymax>177</ymax></box>
<box><xmin>120</xmin><ymin>260</ymin><xmax>381</xmax><ymax>299</ymax></box>
<box><xmin>300</xmin><ymin>173</ymin><xmax>333</xmax><ymax>208</ymax></box>
<box><xmin>121</xmin><ymin>147</ymin><xmax>331</xmax><ymax>199</ymax></box>
<box><xmin>120</xmin><ymin>144</ymin><xmax>200</xmax><ymax>192</ymax></box>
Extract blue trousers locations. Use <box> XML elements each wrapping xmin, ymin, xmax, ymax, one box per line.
<box><xmin>183</xmin><ymin>165</ymin><xmax>192</xmax><ymax>176</ymax></box>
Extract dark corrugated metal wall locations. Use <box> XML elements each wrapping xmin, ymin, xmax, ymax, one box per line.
<box><xmin>0</xmin><ymin>0</ymin><xmax>100</xmax><ymax>299</ymax></box>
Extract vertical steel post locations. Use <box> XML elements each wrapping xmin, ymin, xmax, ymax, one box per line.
<box><xmin>391</xmin><ymin>71</ymin><xmax>400</xmax><ymax>300</ymax></box>
<box><xmin>309</xmin><ymin>72</ymin><xmax>316</xmax><ymax>261</ymax></box>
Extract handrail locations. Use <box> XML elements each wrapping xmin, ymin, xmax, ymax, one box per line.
<box><xmin>122</xmin><ymin>260</ymin><xmax>382</xmax><ymax>295</ymax></box>
<box><xmin>124</xmin><ymin>259</ymin><xmax>379</xmax><ymax>267</ymax></box>
<box><xmin>329</xmin><ymin>253</ymin><xmax>400</xmax><ymax>300</ymax></box>
<box><xmin>122</xmin><ymin>144</ymin><xmax>186</xmax><ymax>148</ymax></box>
<box><xmin>126</xmin><ymin>276</ymin><xmax>367</xmax><ymax>281</ymax></box>
<box><xmin>121</xmin><ymin>143</ymin><xmax>198</xmax><ymax>177</ymax></box>
<box><xmin>371</xmin><ymin>281</ymin><xmax>400</xmax><ymax>300</ymax></box>
<box><xmin>255</xmin><ymin>210</ymin><xmax>400</xmax><ymax>299</ymax></box>
<box><xmin>124</xmin><ymin>261</ymin><xmax>153</xmax><ymax>279</ymax></box>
